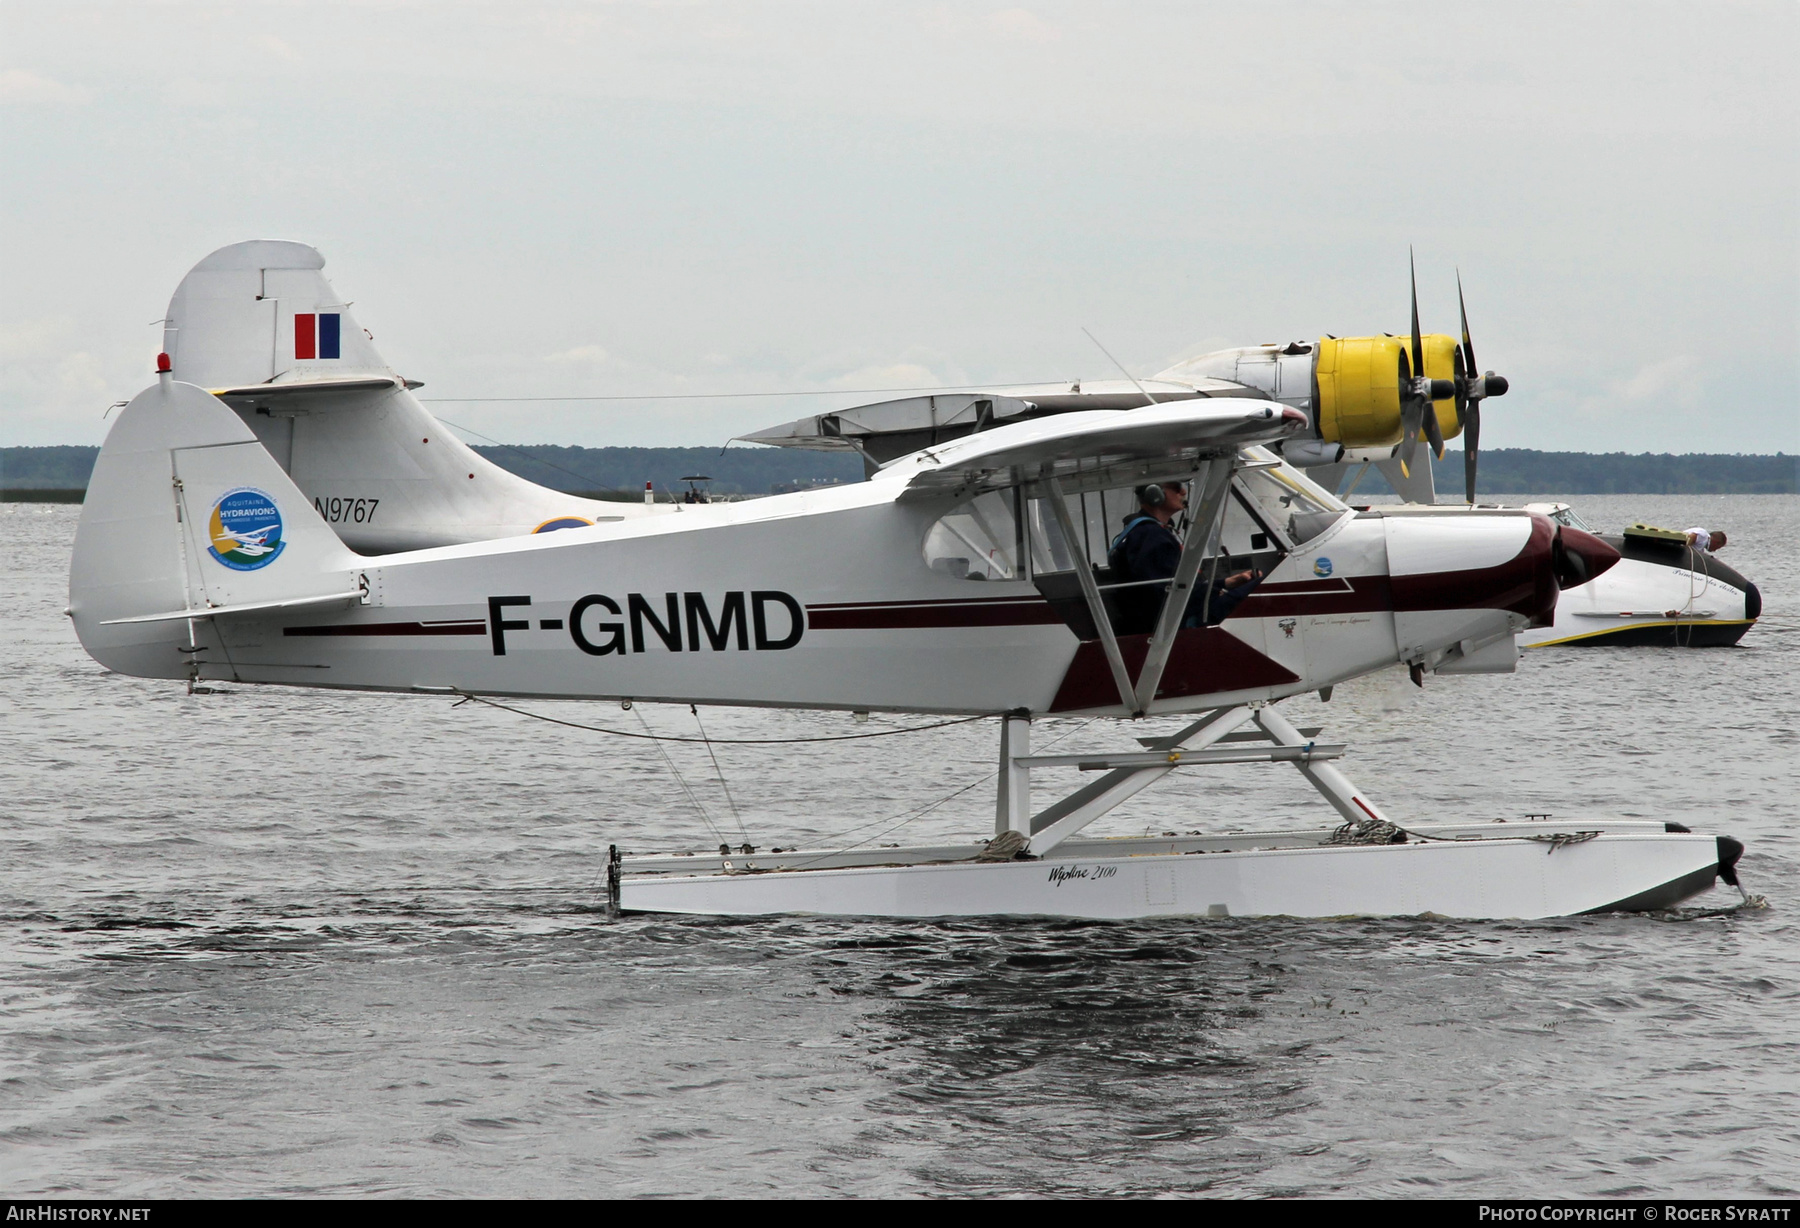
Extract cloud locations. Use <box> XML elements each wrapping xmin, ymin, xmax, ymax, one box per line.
<box><xmin>825</xmin><ymin>362</ymin><xmax>946</xmax><ymax>390</ymax></box>
<box><xmin>545</xmin><ymin>344</ymin><xmax>611</xmax><ymax>364</ymax></box>
<box><xmin>0</xmin><ymin>69</ymin><xmax>89</xmax><ymax>105</ymax></box>
<box><xmin>1612</xmin><ymin>353</ymin><xmax>1701</xmax><ymax>403</ymax></box>
<box><xmin>258</xmin><ymin>35</ymin><xmax>302</xmax><ymax>65</ymax></box>
<box><xmin>986</xmin><ymin>8</ymin><xmax>1059</xmax><ymax>43</ymax></box>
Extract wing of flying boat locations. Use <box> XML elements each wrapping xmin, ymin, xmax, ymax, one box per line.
<box><xmin>741</xmin><ymin>379</ymin><xmax>1260</xmax><ymax>469</ymax></box>
<box><xmin>888</xmin><ymin>400</ymin><xmax>1309</xmax><ymax>501</ymax></box>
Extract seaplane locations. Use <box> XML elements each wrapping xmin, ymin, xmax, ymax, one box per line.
<box><xmin>744</xmin><ymin>253</ymin><xmax>1506</xmax><ymax>507</ymax></box>
<box><xmin>66</xmin><ymin>241</ymin><xmax>1752</xmax><ymax>921</ymax></box>
<box><xmin>217</xmin><ymin>527</ymin><xmax>278</xmax><ymax>555</ymax></box>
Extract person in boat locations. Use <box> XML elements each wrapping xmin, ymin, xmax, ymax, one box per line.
<box><xmin>1108</xmin><ymin>482</ymin><xmax>1263</xmax><ymax>631</ymax></box>
<box><xmin>1684</xmin><ymin>527</ymin><xmax>1727</xmax><ymax>552</ymax></box>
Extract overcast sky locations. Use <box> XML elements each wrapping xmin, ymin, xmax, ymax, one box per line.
<box><xmin>3</xmin><ymin>1</ymin><xmax>1795</xmax><ymax>453</ymax></box>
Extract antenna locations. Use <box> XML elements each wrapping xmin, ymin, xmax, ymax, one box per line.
<box><xmin>1080</xmin><ymin>328</ymin><xmax>1158</xmax><ymax>409</ymax></box>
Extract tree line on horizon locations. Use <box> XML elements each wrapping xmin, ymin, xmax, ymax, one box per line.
<box><xmin>3</xmin><ymin>443</ymin><xmax>1796</xmax><ymax>498</ymax></box>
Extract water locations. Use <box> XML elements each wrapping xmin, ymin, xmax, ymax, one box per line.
<box><xmin>3</xmin><ymin>495</ymin><xmax>1797</xmax><ymax>1197</ymax></box>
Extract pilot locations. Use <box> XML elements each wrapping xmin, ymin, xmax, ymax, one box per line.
<box><xmin>1108</xmin><ymin>482</ymin><xmax>1263</xmax><ymax>631</ymax></box>
<box><xmin>1684</xmin><ymin>527</ymin><xmax>1727</xmax><ymax>552</ymax></box>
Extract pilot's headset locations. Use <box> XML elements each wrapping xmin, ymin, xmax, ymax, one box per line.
<box><xmin>1139</xmin><ymin>482</ymin><xmax>1183</xmax><ymax>508</ymax></box>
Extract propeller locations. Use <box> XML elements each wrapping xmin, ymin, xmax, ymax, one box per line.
<box><xmin>1398</xmin><ymin>250</ymin><xmax>1453</xmax><ymax>478</ymax></box>
<box><xmin>1454</xmin><ymin>269</ymin><xmax>1509</xmax><ymax>502</ymax></box>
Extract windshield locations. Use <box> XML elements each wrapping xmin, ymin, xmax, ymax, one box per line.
<box><xmin>1236</xmin><ymin>456</ymin><xmax>1347</xmax><ymax>545</ymax></box>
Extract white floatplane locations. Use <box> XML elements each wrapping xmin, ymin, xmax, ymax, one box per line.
<box><xmin>66</xmin><ymin>242</ymin><xmax>1750</xmax><ymax>921</ymax></box>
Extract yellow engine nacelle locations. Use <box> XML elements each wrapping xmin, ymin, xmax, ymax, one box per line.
<box><xmin>1314</xmin><ymin>333</ymin><xmax>1462</xmax><ymax>449</ymax></box>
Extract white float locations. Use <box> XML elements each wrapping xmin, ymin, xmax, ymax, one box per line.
<box><xmin>613</xmin><ymin>705</ymin><xmax>1744</xmax><ymax>921</ymax></box>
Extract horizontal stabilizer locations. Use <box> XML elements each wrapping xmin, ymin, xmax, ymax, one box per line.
<box><xmin>100</xmin><ymin>587</ymin><xmax>366</xmax><ymax>625</ymax></box>
<box><xmin>210</xmin><ymin>376</ymin><xmax>414</xmax><ymax>400</ymax></box>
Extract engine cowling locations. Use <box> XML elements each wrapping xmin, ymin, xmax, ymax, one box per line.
<box><xmin>1314</xmin><ymin>333</ymin><xmax>1463</xmax><ymax>450</ymax></box>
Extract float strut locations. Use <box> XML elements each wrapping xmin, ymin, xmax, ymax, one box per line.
<box><xmin>1026</xmin><ymin>705</ymin><xmax>1254</xmax><ymax>856</ymax></box>
<box><xmin>1254</xmin><ymin>705</ymin><xmax>1395</xmax><ymax>827</ymax></box>
<box><xmin>606</xmin><ymin>844</ymin><xmax>622</xmax><ymax>916</ymax></box>
<box><xmin>995</xmin><ymin>710</ymin><xmax>1032</xmax><ymax>836</ymax></box>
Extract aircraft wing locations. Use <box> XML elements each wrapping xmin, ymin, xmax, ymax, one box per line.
<box><xmin>888</xmin><ymin>400</ymin><xmax>1308</xmax><ymax>501</ymax></box>
<box><xmin>740</xmin><ymin>393</ymin><xmax>1040</xmax><ymax>453</ymax></box>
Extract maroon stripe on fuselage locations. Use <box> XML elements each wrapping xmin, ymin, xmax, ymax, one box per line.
<box><xmin>1049</xmin><ymin>626</ymin><xmax>1300</xmax><ymax>712</ymax></box>
<box><xmin>808</xmin><ymin>595</ymin><xmax>1047</xmax><ymax>611</ymax></box>
<box><xmin>807</xmin><ymin>599</ymin><xmax>1065</xmax><ymax>630</ymax></box>
<box><xmin>1389</xmin><ymin>514</ymin><xmax>1558</xmax><ymax>622</ymax></box>
<box><xmin>283</xmin><ymin>621</ymin><xmax>488</xmax><ymax>637</ymax></box>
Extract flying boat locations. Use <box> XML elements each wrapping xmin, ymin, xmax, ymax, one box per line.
<box><xmin>64</xmin><ymin>241</ymin><xmax>1753</xmax><ymax>920</ymax></box>
<box><xmin>746</xmin><ymin>255</ymin><xmax>1505</xmax><ymax>508</ymax></box>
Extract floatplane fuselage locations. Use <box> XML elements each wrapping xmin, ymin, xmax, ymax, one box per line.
<box><xmin>70</xmin><ymin>378</ymin><xmax>1583</xmax><ymax>719</ymax></box>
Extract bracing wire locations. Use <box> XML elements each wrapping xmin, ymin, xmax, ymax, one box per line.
<box><xmin>690</xmin><ymin>704</ymin><xmax>749</xmax><ymax>845</ymax></box>
<box><xmin>454</xmin><ymin>692</ymin><xmax>989</xmax><ymax>744</ymax></box>
<box><xmin>784</xmin><ymin>718</ymin><xmax>1098</xmax><ymax>869</ymax></box>
<box><xmin>420</xmin><ymin>382</ymin><xmax>1039</xmax><ymax>405</ymax></box>
<box><xmin>436</xmin><ymin>417</ymin><xmax>634</xmax><ymax>495</ymax></box>
<box><xmin>633</xmin><ymin>704</ymin><xmax>727</xmax><ymax>847</ymax></box>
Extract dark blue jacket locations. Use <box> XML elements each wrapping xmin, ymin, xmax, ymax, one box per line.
<box><xmin>1111</xmin><ymin>514</ymin><xmax>1181</xmax><ymax>585</ymax></box>
<box><xmin>1108</xmin><ymin>513</ymin><xmax>1261</xmax><ymax>630</ymax></box>
<box><xmin>1108</xmin><ymin>514</ymin><xmax>1180</xmax><ymax>632</ymax></box>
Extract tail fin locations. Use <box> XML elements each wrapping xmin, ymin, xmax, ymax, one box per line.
<box><xmin>163</xmin><ymin>240</ymin><xmax>393</xmax><ymax>388</ymax></box>
<box><xmin>70</xmin><ymin>377</ymin><xmax>363</xmax><ymax>680</ymax></box>
<box><xmin>162</xmin><ymin>240</ymin><xmax>656</xmax><ymax>552</ymax></box>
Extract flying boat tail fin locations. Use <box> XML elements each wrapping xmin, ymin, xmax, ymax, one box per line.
<box><xmin>159</xmin><ymin>239</ymin><xmax>652</xmax><ymax>552</ymax></box>
<box><xmin>69</xmin><ymin>377</ymin><xmax>365</xmax><ymax>681</ymax></box>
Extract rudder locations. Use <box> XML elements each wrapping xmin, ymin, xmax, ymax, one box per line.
<box><xmin>70</xmin><ymin>377</ymin><xmax>363</xmax><ymax>680</ymax></box>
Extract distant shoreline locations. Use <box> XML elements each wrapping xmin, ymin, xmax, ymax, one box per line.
<box><xmin>4</xmin><ymin>445</ymin><xmax>1796</xmax><ymax>499</ymax></box>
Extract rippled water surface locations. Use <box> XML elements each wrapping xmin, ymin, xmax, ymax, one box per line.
<box><xmin>3</xmin><ymin>496</ymin><xmax>1797</xmax><ymax>1197</ymax></box>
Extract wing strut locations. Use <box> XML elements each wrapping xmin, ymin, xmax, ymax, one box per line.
<box><xmin>1043</xmin><ymin>475</ymin><xmax>1139</xmax><ymax>715</ymax></box>
<box><xmin>1132</xmin><ymin>457</ymin><xmax>1233</xmax><ymax>712</ymax></box>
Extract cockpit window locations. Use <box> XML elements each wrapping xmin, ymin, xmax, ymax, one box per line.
<box><xmin>922</xmin><ymin>490</ymin><xmax>1020</xmax><ymax>580</ymax></box>
<box><xmin>1236</xmin><ymin>457</ymin><xmax>1347</xmax><ymax>545</ymax></box>
<box><xmin>1548</xmin><ymin>507</ymin><xmax>1593</xmax><ymax>532</ymax></box>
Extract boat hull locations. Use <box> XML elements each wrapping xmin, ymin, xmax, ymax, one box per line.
<box><xmin>619</xmin><ymin>831</ymin><xmax>1728</xmax><ymax>921</ymax></box>
<box><xmin>1524</xmin><ymin>535</ymin><xmax>1760</xmax><ymax>649</ymax></box>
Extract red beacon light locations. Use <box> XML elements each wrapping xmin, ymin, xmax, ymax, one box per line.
<box><xmin>156</xmin><ymin>352</ymin><xmax>172</xmax><ymax>373</ymax></box>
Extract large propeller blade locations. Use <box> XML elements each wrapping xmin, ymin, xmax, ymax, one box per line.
<box><xmin>1457</xmin><ymin>271</ymin><xmax>1480</xmax><ymax>503</ymax></box>
<box><xmin>1399</xmin><ymin>250</ymin><xmax>1450</xmax><ymax>474</ymax></box>
<box><xmin>1399</xmin><ymin>251</ymin><xmax>1426</xmax><ymax>475</ymax></box>
<box><xmin>1454</xmin><ymin>269</ymin><xmax>1509</xmax><ymax>503</ymax></box>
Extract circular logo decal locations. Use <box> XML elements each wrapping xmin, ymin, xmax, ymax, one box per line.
<box><xmin>1313</xmin><ymin>556</ymin><xmax>1334</xmax><ymax>578</ymax></box>
<box><xmin>533</xmin><ymin>515</ymin><xmax>595</xmax><ymax>534</ymax></box>
<box><xmin>207</xmin><ymin>487</ymin><xmax>286</xmax><ymax>570</ymax></box>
